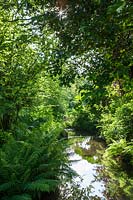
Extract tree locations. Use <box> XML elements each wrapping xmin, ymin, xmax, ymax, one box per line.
<box><xmin>0</xmin><ymin>4</ymin><xmax>72</xmax><ymax>200</ymax></box>
<box><xmin>0</xmin><ymin>1</ymin><xmax>132</xmax><ymax>199</ymax></box>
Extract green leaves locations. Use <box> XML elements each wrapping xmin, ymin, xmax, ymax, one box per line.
<box><xmin>102</xmin><ymin>139</ymin><xmax>133</xmax><ymax>199</ymax></box>
<box><xmin>0</xmin><ymin>1</ymin><xmax>132</xmax><ymax>199</ymax></box>
<box><xmin>107</xmin><ymin>0</ymin><xmax>126</xmax><ymax>14</ymax></box>
<box><xmin>25</xmin><ymin>179</ymin><xmax>59</xmax><ymax>192</ymax></box>
<box><xmin>100</xmin><ymin>98</ymin><xmax>133</xmax><ymax>143</ymax></box>
<box><xmin>2</xmin><ymin>194</ymin><xmax>32</xmax><ymax>200</ymax></box>
<box><xmin>0</xmin><ymin>182</ymin><xmax>16</xmax><ymax>192</ymax></box>
<box><xmin>0</xmin><ymin>115</ymin><xmax>69</xmax><ymax>199</ymax></box>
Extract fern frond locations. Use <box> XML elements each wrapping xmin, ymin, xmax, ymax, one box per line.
<box><xmin>34</xmin><ymin>171</ymin><xmax>58</xmax><ymax>180</ymax></box>
<box><xmin>38</xmin><ymin>163</ymin><xmax>52</xmax><ymax>170</ymax></box>
<box><xmin>0</xmin><ymin>182</ymin><xmax>16</xmax><ymax>192</ymax></box>
<box><xmin>24</xmin><ymin>179</ymin><xmax>59</xmax><ymax>192</ymax></box>
<box><xmin>1</xmin><ymin>194</ymin><xmax>32</xmax><ymax>200</ymax></box>
<box><xmin>26</xmin><ymin>150</ymin><xmax>43</xmax><ymax>165</ymax></box>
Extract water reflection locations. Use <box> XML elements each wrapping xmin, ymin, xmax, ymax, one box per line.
<box><xmin>68</xmin><ymin>137</ymin><xmax>105</xmax><ymax>198</ymax></box>
<box><xmin>77</xmin><ymin>137</ymin><xmax>91</xmax><ymax>150</ymax></box>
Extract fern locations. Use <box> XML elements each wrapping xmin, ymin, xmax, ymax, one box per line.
<box><xmin>0</xmin><ymin>125</ymin><xmax>69</xmax><ymax>200</ymax></box>
<box><xmin>2</xmin><ymin>194</ymin><xmax>32</xmax><ymax>200</ymax></box>
<box><xmin>0</xmin><ymin>182</ymin><xmax>16</xmax><ymax>192</ymax></box>
<box><xmin>24</xmin><ymin>179</ymin><xmax>59</xmax><ymax>192</ymax></box>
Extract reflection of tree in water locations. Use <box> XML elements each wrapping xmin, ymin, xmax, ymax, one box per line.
<box><xmin>64</xmin><ymin>136</ymin><xmax>106</xmax><ymax>199</ymax></box>
<box><xmin>74</xmin><ymin>137</ymin><xmax>106</xmax><ymax>164</ymax></box>
<box><xmin>59</xmin><ymin>181</ymin><xmax>101</xmax><ymax>200</ymax></box>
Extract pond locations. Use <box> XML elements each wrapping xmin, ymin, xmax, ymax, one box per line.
<box><xmin>67</xmin><ymin>136</ymin><xmax>106</xmax><ymax>199</ymax></box>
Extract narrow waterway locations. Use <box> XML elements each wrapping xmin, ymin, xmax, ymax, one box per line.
<box><xmin>68</xmin><ymin>136</ymin><xmax>106</xmax><ymax>199</ymax></box>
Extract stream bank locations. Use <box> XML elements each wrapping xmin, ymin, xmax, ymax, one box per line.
<box><xmin>58</xmin><ymin>129</ymin><xmax>133</xmax><ymax>200</ymax></box>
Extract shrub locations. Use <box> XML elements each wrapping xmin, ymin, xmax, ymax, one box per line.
<box><xmin>73</xmin><ymin>110</ymin><xmax>98</xmax><ymax>135</ymax></box>
<box><xmin>101</xmin><ymin>139</ymin><xmax>133</xmax><ymax>199</ymax></box>
<box><xmin>0</xmin><ymin>126</ymin><xmax>69</xmax><ymax>200</ymax></box>
<box><xmin>99</xmin><ymin>100</ymin><xmax>133</xmax><ymax>143</ymax></box>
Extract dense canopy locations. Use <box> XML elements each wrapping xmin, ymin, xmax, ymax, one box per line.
<box><xmin>0</xmin><ymin>1</ymin><xmax>133</xmax><ymax>200</ymax></box>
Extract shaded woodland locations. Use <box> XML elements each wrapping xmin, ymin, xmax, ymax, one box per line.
<box><xmin>0</xmin><ymin>0</ymin><xmax>133</xmax><ymax>199</ymax></box>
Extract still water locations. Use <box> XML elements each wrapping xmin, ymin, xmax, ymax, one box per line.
<box><xmin>68</xmin><ymin>136</ymin><xmax>106</xmax><ymax>199</ymax></box>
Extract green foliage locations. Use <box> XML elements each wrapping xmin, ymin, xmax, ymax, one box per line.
<box><xmin>102</xmin><ymin>139</ymin><xmax>133</xmax><ymax>199</ymax></box>
<box><xmin>0</xmin><ymin>0</ymin><xmax>133</xmax><ymax>199</ymax></box>
<box><xmin>107</xmin><ymin>0</ymin><xmax>126</xmax><ymax>14</ymax></box>
<box><xmin>1</xmin><ymin>194</ymin><xmax>32</xmax><ymax>200</ymax></box>
<box><xmin>0</xmin><ymin>126</ymin><xmax>69</xmax><ymax>200</ymax></box>
<box><xmin>0</xmin><ymin>7</ymin><xmax>43</xmax><ymax>131</ymax></box>
<box><xmin>0</xmin><ymin>8</ymin><xmax>70</xmax><ymax>199</ymax></box>
<box><xmin>35</xmin><ymin>76</ymin><xmax>69</xmax><ymax>121</ymax></box>
<box><xmin>24</xmin><ymin>179</ymin><xmax>59</xmax><ymax>192</ymax></box>
<box><xmin>103</xmin><ymin>139</ymin><xmax>133</xmax><ymax>170</ymax></box>
<box><xmin>1</xmin><ymin>0</ymin><xmax>131</xmax><ymax>87</ymax></box>
<box><xmin>59</xmin><ymin>182</ymin><xmax>100</xmax><ymax>200</ymax></box>
<box><xmin>73</xmin><ymin>110</ymin><xmax>98</xmax><ymax>135</ymax></box>
<box><xmin>100</xmin><ymin>99</ymin><xmax>133</xmax><ymax>143</ymax></box>
<box><xmin>71</xmin><ymin>85</ymin><xmax>99</xmax><ymax>135</ymax></box>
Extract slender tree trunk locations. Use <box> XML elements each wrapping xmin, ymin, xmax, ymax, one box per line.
<box><xmin>56</xmin><ymin>0</ymin><xmax>68</xmax><ymax>10</ymax></box>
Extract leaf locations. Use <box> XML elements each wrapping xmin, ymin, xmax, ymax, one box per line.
<box><xmin>0</xmin><ymin>182</ymin><xmax>16</xmax><ymax>192</ymax></box>
<box><xmin>24</xmin><ymin>179</ymin><xmax>59</xmax><ymax>192</ymax></box>
<box><xmin>107</xmin><ymin>0</ymin><xmax>126</xmax><ymax>14</ymax></box>
<box><xmin>2</xmin><ymin>194</ymin><xmax>32</xmax><ymax>200</ymax></box>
